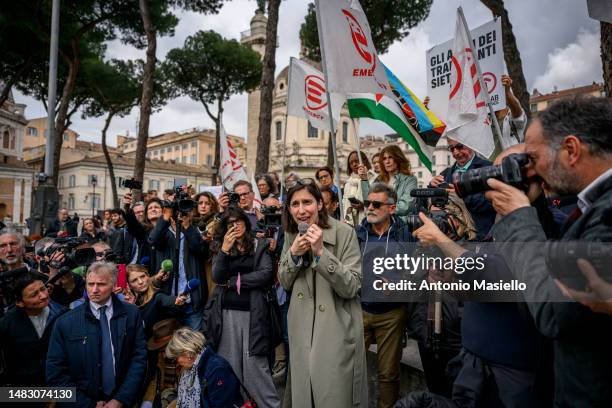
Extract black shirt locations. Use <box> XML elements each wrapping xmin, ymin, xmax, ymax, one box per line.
<box><xmin>50</xmin><ymin>273</ymin><xmax>85</xmax><ymax>307</ymax></box>
<box><xmin>221</xmin><ymin>254</ymin><xmax>254</xmax><ymax>311</ymax></box>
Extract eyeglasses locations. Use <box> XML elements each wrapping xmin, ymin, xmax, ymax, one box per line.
<box><xmin>286</xmin><ymin>178</ymin><xmax>316</xmax><ymax>189</ymax></box>
<box><xmin>447</xmin><ymin>143</ymin><xmax>465</xmax><ymax>152</ymax></box>
<box><xmin>237</xmin><ymin>192</ymin><xmax>252</xmax><ymax>198</ymax></box>
<box><xmin>364</xmin><ymin>200</ymin><xmax>393</xmax><ymax>209</ymax></box>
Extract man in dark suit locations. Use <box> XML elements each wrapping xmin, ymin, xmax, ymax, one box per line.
<box><xmin>0</xmin><ymin>272</ymin><xmax>66</xmax><ymax>387</ymax></box>
<box><xmin>486</xmin><ymin>96</ymin><xmax>612</xmax><ymax>407</ymax></box>
<box><xmin>45</xmin><ymin>208</ymin><xmax>78</xmax><ymax>237</ymax></box>
<box><xmin>430</xmin><ymin>139</ymin><xmax>496</xmax><ymax>240</ymax></box>
<box><xmin>47</xmin><ymin>262</ymin><xmax>147</xmax><ymax>407</ymax></box>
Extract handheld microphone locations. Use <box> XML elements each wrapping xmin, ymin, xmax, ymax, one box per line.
<box><xmin>139</xmin><ymin>256</ymin><xmax>150</xmax><ymax>266</ymax></box>
<box><xmin>297</xmin><ymin>223</ymin><xmax>312</xmax><ymax>267</ymax></box>
<box><xmin>179</xmin><ymin>278</ymin><xmax>201</xmax><ymax>297</ymax></box>
<box><xmin>161</xmin><ymin>259</ymin><xmax>173</xmax><ymax>273</ymax></box>
<box><xmin>47</xmin><ymin>266</ymin><xmax>72</xmax><ymax>287</ymax></box>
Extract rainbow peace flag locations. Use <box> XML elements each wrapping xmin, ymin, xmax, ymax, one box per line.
<box><xmin>383</xmin><ymin>63</ymin><xmax>446</xmax><ymax>147</ymax></box>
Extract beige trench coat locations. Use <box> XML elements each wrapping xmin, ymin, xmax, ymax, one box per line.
<box><xmin>279</xmin><ymin>218</ymin><xmax>368</xmax><ymax>408</ymax></box>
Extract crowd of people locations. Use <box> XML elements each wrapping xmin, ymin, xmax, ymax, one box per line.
<box><xmin>0</xmin><ymin>95</ymin><xmax>611</xmax><ymax>408</ymax></box>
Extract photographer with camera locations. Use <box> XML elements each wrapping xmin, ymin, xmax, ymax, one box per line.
<box><xmin>0</xmin><ymin>229</ymin><xmax>34</xmax><ymax>316</ymax></box>
<box><xmin>148</xmin><ymin>189</ymin><xmax>209</xmax><ymax>331</ymax></box>
<box><xmin>483</xmin><ymin>97</ymin><xmax>612</xmax><ymax>406</ymax></box>
<box><xmin>355</xmin><ymin>182</ymin><xmax>414</xmax><ymax>408</ymax></box>
<box><xmin>231</xmin><ymin>180</ymin><xmax>259</xmax><ymax>229</ymax></box>
<box><xmin>0</xmin><ymin>272</ymin><xmax>67</xmax><ymax>391</ymax></box>
<box><xmin>397</xmin><ymin>146</ymin><xmax>558</xmax><ymax>408</ymax></box>
<box><xmin>430</xmin><ymin>140</ymin><xmax>496</xmax><ymax>241</ymax></box>
<box><xmin>109</xmin><ymin>208</ymin><xmax>138</xmax><ymax>265</ymax></box>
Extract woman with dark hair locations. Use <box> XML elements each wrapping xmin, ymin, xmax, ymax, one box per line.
<box><xmin>372</xmin><ymin>152</ymin><xmax>382</xmax><ymax>174</ymax></box>
<box><xmin>342</xmin><ymin>151</ymin><xmax>377</xmax><ymax>226</ymax></box>
<box><xmin>366</xmin><ymin>145</ymin><xmax>418</xmax><ymax>222</ymax></box>
<box><xmin>123</xmin><ymin>194</ymin><xmax>163</xmax><ymax>265</ymax></box>
<box><xmin>79</xmin><ymin>217</ymin><xmax>106</xmax><ymax>243</ymax></box>
<box><xmin>279</xmin><ymin>180</ymin><xmax>367</xmax><ymax>408</ymax></box>
<box><xmin>315</xmin><ymin>166</ymin><xmax>339</xmax><ymax>195</ymax></box>
<box><xmin>256</xmin><ymin>175</ymin><xmax>276</xmax><ymax>199</ymax></box>
<box><xmin>205</xmin><ymin>206</ymin><xmax>280</xmax><ymax>408</ymax></box>
<box><xmin>192</xmin><ymin>192</ymin><xmax>219</xmax><ymax>230</ymax></box>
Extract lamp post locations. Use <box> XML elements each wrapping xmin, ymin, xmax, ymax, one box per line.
<box><xmin>91</xmin><ymin>175</ymin><xmax>98</xmax><ymax>217</ymax></box>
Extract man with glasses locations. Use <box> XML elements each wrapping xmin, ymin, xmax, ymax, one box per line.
<box><xmin>430</xmin><ymin>139</ymin><xmax>496</xmax><ymax>240</ymax></box>
<box><xmin>232</xmin><ymin>180</ymin><xmax>258</xmax><ymax>229</ymax></box>
<box><xmin>355</xmin><ymin>183</ymin><xmax>414</xmax><ymax>408</ymax></box>
<box><xmin>315</xmin><ymin>166</ymin><xmax>339</xmax><ymax>195</ymax></box>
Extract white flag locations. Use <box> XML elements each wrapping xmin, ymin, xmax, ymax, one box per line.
<box><xmin>250</xmin><ymin>173</ymin><xmax>263</xmax><ymax>209</ymax></box>
<box><xmin>219</xmin><ymin>124</ymin><xmax>248</xmax><ymax>190</ymax></box>
<box><xmin>286</xmin><ymin>57</ymin><xmax>344</xmax><ymax>131</ymax></box>
<box><xmin>315</xmin><ymin>0</ymin><xmax>392</xmax><ymax>98</ymax></box>
<box><xmin>445</xmin><ymin>8</ymin><xmax>494</xmax><ymax>157</ymax></box>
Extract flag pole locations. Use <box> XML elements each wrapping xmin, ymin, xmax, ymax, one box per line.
<box><xmin>350</xmin><ymin>118</ymin><xmax>363</xmax><ymax>166</ymax></box>
<box><xmin>280</xmin><ymin>58</ymin><xmax>294</xmax><ymax>202</ymax></box>
<box><xmin>457</xmin><ymin>7</ymin><xmax>503</xmax><ymax>150</ymax></box>
<box><xmin>315</xmin><ymin>0</ymin><xmax>344</xmax><ymax>217</ymax></box>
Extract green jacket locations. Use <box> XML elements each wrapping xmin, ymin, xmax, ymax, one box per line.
<box><xmin>364</xmin><ymin>172</ymin><xmax>418</xmax><ymax>220</ymax></box>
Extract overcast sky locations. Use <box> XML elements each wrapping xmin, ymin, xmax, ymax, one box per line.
<box><xmin>14</xmin><ymin>0</ymin><xmax>602</xmax><ymax>146</ymax></box>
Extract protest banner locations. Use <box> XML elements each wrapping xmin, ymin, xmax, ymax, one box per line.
<box><xmin>426</xmin><ymin>18</ymin><xmax>505</xmax><ymax>120</ymax></box>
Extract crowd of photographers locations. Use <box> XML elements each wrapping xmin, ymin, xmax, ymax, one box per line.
<box><xmin>0</xmin><ymin>94</ymin><xmax>611</xmax><ymax>407</ymax></box>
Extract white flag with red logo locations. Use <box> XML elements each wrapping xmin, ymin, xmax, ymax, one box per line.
<box><xmin>446</xmin><ymin>8</ymin><xmax>494</xmax><ymax>157</ymax></box>
<box><xmin>250</xmin><ymin>173</ymin><xmax>263</xmax><ymax>209</ymax></box>
<box><xmin>315</xmin><ymin>0</ymin><xmax>392</xmax><ymax>99</ymax></box>
<box><xmin>219</xmin><ymin>124</ymin><xmax>248</xmax><ymax>190</ymax></box>
<box><xmin>286</xmin><ymin>57</ymin><xmax>343</xmax><ymax>131</ymax></box>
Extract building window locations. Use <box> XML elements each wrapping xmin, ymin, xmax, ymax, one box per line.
<box><xmin>27</xmin><ymin>127</ymin><xmax>38</xmax><ymax>136</ymax></box>
<box><xmin>167</xmin><ymin>181</ymin><xmax>174</xmax><ymax>189</ymax></box>
<box><xmin>117</xmin><ymin>177</ymin><xmax>125</xmax><ymax>188</ymax></box>
<box><xmin>68</xmin><ymin>194</ymin><xmax>75</xmax><ymax>210</ymax></box>
<box><xmin>342</xmin><ymin>122</ymin><xmax>348</xmax><ymax>143</ymax></box>
<box><xmin>206</xmin><ymin>154</ymin><xmax>212</xmax><ymax>165</ymax></box>
<box><xmin>432</xmin><ymin>155</ymin><xmax>436</xmax><ymax>165</ymax></box>
<box><xmin>148</xmin><ymin>180</ymin><xmax>160</xmax><ymax>190</ymax></box>
<box><xmin>418</xmin><ymin>171</ymin><xmax>423</xmax><ymax>178</ymax></box>
<box><xmin>191</xmin><ymin>141</ymin><xmax>197</xmax><ymax>148</ymax></box>
<box><xmin>432</xmin><ymin>170</ymin><xmax>437</xmax><ymax>176</ymax></box>
<box><xmin>190</xmin><ymin>155</ymin><xmax>196</xmax><ymax>164</ymax></box>
<box><xmin>175</xmin><ymin>145</ymin><xmax>180</xmax><ymax>151</ymax></box>
<box><xmin>447</xmin><ymin>155</ymin><xmax>451</xmax><ymax>165</ymax></box>
<box><xmin>2</xmin><ymin>130</ymin><xmax>9</xmax><ymax>149</ymax></box>
<box><xmin>92</xmin><ymin>195</ymin><xmax>101</xmax><ymax>210</ymax></box>
<box><xmin>154</xmin><ymin>150</ymin><xmax>159</xmax><ymax>156</ymax></box>
<box><xmin>88</xmin><ymin>175</ymin><xmax>98</xmax><ymax>186</ymax></box>
<box><xmin>58</xmin><ymin>176</ymin><xmax>64</xmax><ymax>189</ymax></box>
<box><xmin>208</xmin><ymin>143</ymin><xmax>212</xmax><ymax>150</ymax></box>
<box><xmin>69</xmin><ymin>175</ymin><xmax>76</xmax><ymax>187</ymax></box>
<box><xmin>275</xmin><ymin>121</ymin><xmax>282</xmax><ymax>141</ymax></box>
<box><xmin>182</xmin><ymin>144</ymin><xmax>188</xmax><ymax>150</ymax></box>
<box><xmin>530</xmin><ymin>103</ymin><xmax>537</xmax><ymax>113</ymax></box>
<box><xmin>307</xmin><ymin>122</ymin><xmax>318</xmax><ymax>139</ymax></box>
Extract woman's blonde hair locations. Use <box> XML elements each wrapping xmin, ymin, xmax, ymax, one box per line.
<box><xmin>165</xmin><ymin>327</ymin><xmax>206</xmax><ymax>359</ymax></box>
<box><xmin>445</xmin><ymin>192</ymin><xmax>477</xmax><ymax>241</ymax></box>
<box><xmin>126</xmin><ymin>264</ymin><xmax>156</xmax><ymax>305</ymax></box>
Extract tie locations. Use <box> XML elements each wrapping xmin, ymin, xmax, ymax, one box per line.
<box><xmin>99</xmin><ymin>306</ymin><xmax>115</xmax><ymax>396</ymax></box>
<box><xmin>561</xmin><ymin>206</ymin><xmax>582</xmax><ymax>235</ymax></box>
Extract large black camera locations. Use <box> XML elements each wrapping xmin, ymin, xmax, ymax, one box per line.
<box><xmin>257</xmin><ymin>205</ymin><xmax>282</xmax><ymax>231</ymax></box>
<box><xmin>452</xmin><ymin>153</ymin><xmax>530</xmax><ymax>198</ymax></box>
<box><xmin>44</xmin><ymin>237</ymin><xmax>96</xmax><ymax>269</ymax></box>
<box><xmin>405</xmin><ymin>188</ymin><xmax>452</xmax><ymax>234</ymax></box>
<box><xmin>121</xmin><ymin>178</ymin><xmax>143</xmax><ymax>190</ymax></box>
<box><xmin>228</xmin><ymin>192</ymin><xmax>241</xmax><ymax>206</ymax></box>
<box><xmin>546</xmin><ymin>241</ymin><xmax>612</xmax><ymax>286</ymax></box>
<box><xmin>162</xmin><ymin>186</ymin><xmax>196</xmax><ymax>216</ymax></box>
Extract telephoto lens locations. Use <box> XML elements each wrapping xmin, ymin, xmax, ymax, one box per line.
<box><xmin>452</xmin><ymin>153</ymin><xmax>530</xmax><ymax>198</ymax></box>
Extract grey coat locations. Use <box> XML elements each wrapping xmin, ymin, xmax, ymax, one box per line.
<box><xmin>491</xmin><ymin>174</ymin><xmax>612</xmax><ymax>407</ymax></box>
<box><xmin>279</xmin><ymin>218</ymin><xmax>368</xmax><ymax>408</ymax></box>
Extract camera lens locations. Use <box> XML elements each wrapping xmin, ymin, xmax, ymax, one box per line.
<box><xmin>453</xmin><ymin>166</ymin><xmax>503</xmax><ymax>198</ymax></box>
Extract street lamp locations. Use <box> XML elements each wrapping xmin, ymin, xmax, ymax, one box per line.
<box><xmin>91</xmin><ymin>175</ymin><xmax>98</xmax><ymax>217</ymax></box>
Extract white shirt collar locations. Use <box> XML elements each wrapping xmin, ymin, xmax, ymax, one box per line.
<box><xmin>90</xmin><ymin>296</ymin><xmax>113</xmax><ymax>316</ymax></box>
<box><xmin>577</xmin><ymin>168</ymin><xmax>612</xmax><ymax>214</ymax></box>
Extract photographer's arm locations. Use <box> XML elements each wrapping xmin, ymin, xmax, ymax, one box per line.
<box><xmin>124</xmin><ymin>208</ymin><xmax>146</xmax><ymax>242</ymax></box>
<box><xmin>147</xmin><ymin>217</ymin><xmax>170</xmax><ymax>250</ymax></box>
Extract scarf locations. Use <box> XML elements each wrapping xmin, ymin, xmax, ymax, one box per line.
<box><xmin>177</xmin><ymin>350</ymin><xmax>204</xmax><ymax>408</ymax></box>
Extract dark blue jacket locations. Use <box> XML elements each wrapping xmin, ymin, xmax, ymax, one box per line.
<box><xmin>0</xmin><ymin>301</ymin><xmax>67</xmax><ymax>386</ymax></box>
<box><xmin>439</xmin><ymin>155</ymin><xmax>496</xmax><ymax>240</ymax></box>
<box><xmin>46</xmin><ymin>295</ymin><xmax>147</xmax><ymax>407</ymax></box>
<box><xmin>356</xmin><ymin>216</ymin><xmax>415</xmax><ymax>312</ymax></box>
<box><xmin>198</xmin><ymin>346</ymin><xmax>243</xmax><ymax>408</ymax></box>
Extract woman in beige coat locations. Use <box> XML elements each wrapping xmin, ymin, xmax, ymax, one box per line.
<box><xmin>279</xmin><ymin>179</ymin><xmax>368</xmax><ymax>408</ymax></box>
